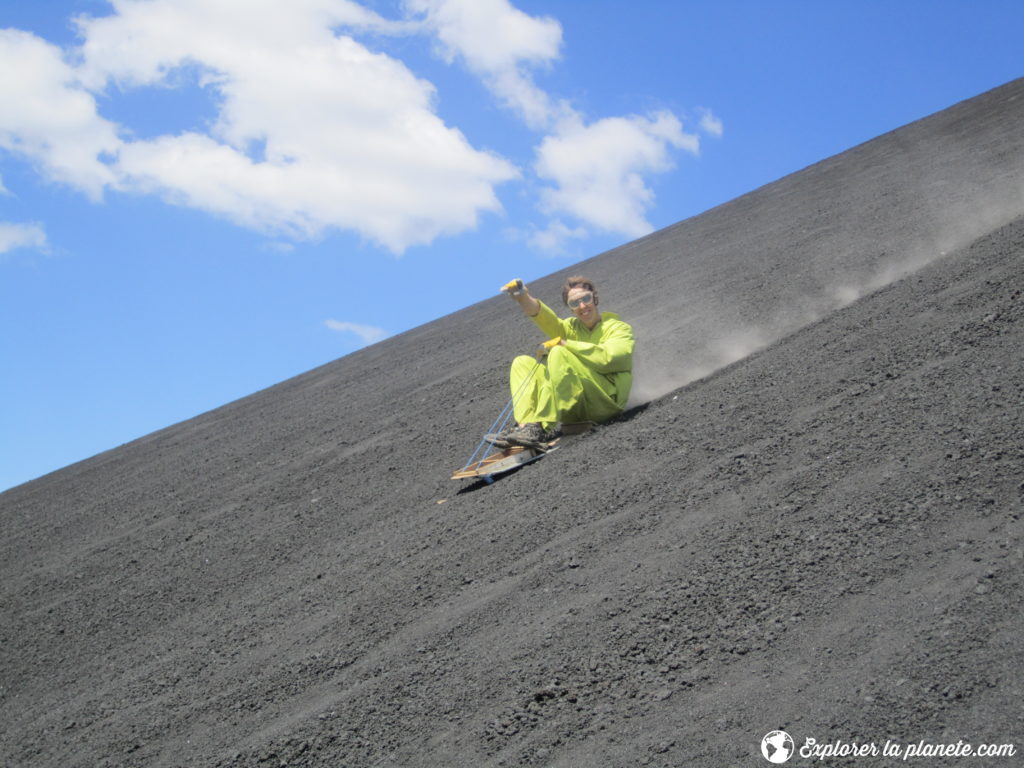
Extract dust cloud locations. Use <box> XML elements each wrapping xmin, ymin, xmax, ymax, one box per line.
<box><xmin>627</xmin><ymin>183</ymin><xmax>1023</xmax><ymax>407</ymax></box>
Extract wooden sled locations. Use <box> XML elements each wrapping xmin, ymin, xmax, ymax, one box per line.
<box><xmin>451</xmin><ymin>442</ymin><xmax>558</xmax><ymax>482</ymax></box>
<box><xmin>451</xmin><ymin>422</ymin><xmax>593</xmax><ymax>482</ymax></box>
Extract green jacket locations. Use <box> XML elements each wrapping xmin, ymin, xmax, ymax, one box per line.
<box><xmin>531</xmin><ymin>300</ymin><xmax>635</xmax><ymax>410</ymax></box>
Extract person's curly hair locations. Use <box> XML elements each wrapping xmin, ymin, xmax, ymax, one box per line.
<box><xmin>561</xmin><ymin>275</ymin><xmax>598</xmax><ymax>306</ymax></box>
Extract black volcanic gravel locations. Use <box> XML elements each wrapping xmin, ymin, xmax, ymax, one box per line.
<box><xmin>1</xmin><ymin>80</ymin><xmax>1022</xmax><ymax>768</ymax></box>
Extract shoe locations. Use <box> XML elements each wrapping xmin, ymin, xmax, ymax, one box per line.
<box><xmin>484</xmin><ymin>427</ymin><xmax>514</xmax><ymax>448</ymax></box>
<box><xmin>504</xmin><ymin>422</ymin><xmax>551</xmax><ymax>447</ymax></box>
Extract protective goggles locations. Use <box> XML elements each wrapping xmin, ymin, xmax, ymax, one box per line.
<box><xmin>567</xmin><ymin>292</ymin><xmax>594</xmax><ymax>308</ymax></box>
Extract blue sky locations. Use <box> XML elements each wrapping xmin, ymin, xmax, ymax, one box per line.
<box><xmin>1</xmin><ymin>0</ymin><xmax>1021</xmax><ymax>492</ymax></box>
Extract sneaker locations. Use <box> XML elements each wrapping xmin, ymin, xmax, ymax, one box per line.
<box><xmin>504</xmin><ymin>422</ymin><xmax>550</xmax><ymax>447</ymax></box>
<box><xmin>484</xmin><ymin>427</ymin><xmax>514</xmax><ymax>448</ymax></box>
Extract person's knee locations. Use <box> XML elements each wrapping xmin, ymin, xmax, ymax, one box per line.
<box><xmin>546</xmin><ymin>345</ymin><xmax>579</xmax><ymax>378</ymax></box>
<box><xmin>511</xmin><ymin>354</ymin><xmax>536</xmax><ymax>373</ymax></box>
<box><xmin>546</xmin><ymin>344</ymin><xmax>571</xmax><ymax>367</ymax></box>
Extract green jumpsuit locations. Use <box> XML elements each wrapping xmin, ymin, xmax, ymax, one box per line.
<box><xmin>511</xmin><ymin>300</ymin><xmax>635</xmax><ymax>429</ymax></box>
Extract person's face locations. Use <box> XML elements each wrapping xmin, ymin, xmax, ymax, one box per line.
<box><xmin>567</xmin><ymin>286</ymin><xmax>599</xmax><ymax>328</ymax></box>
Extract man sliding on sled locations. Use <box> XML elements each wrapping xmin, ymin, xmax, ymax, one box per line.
<box><xmin>488</xmin><ymin>275</ymin><xmax>635</xmax><ymax>448</ymax></box>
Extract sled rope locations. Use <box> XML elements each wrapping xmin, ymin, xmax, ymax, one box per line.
<box><xmin>460</xmin><ymin>354</ymin><xmax>544</xmax><ymax>473</ymax></box>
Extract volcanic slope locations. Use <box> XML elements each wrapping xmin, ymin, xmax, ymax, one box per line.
<box><xmin>2</xmin><ymin>80</ymin><xmax>1022</xmax><ymax>768</ymax></box>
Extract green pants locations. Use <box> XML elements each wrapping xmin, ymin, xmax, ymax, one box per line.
<box><xmin>510</xmin><ymin>346</ymin><xmax>623</xmax><ymax>429</ymax></box>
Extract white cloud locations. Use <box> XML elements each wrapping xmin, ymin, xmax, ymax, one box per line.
<box><xmin>75</xmin><ymin>0</ymin><xmax>408</xmax><ymax>93</ymax></box>
<box><xmin>262</xmin><ymin>241</ymin><xmax>296</xmax><ymax>254</ymax></box>
<box><xmin>527</xmin><ymin>219</ymin><xmax>588</xmax><ymax>255</ymax></box>
<box><xmin>407</xmin><ymin>0</ymin><xmax>566</xmax><ymax>129</ymax></box>
<box><xmin>698</xmin><ymin>107</ymin><xmax>724</xmax><ymax>138</ymax></box>
<box><xmin>0</xmin><ymin>1</ymin><xmax>517</xmax><ymax>253</ymax></box>
<box><xmin>0</xmin><ymin>221</ymin><xmax>48</xmax><ymax>254</ymax></box>
<box><xmin>79</xmin><ymin>0</ymin><xmax>518</xmax><ymax>252</ymax></box>
<box><xmin>0</xmin><ymin>29</ymin><xmax>121</xmax><ymax>200</ymax></box>
<box><xmin>410</xmin><ymin>0</ymin><xmax>713</xmax><ymax>243</ymax></box>
<box><xmin>325</xmin><ymin>319</ymin><xmax>390</xmax><ymax>344</ymax></box>
<box><xmin>115</xmin><ymin>126</ymin><xmax>513</xmax><ymax>250</ymax></box>
<box><xmin>1</xmin><ymin>0</ymin><xmax>720</xmax><ymax>254</ymax></box>
<box><xmin>406</xmin><ymin>0</ymin><xmax>561</xmax><ymax>73</ymax></box>
<box><xmin>535</xmin><ymin>112</ymin><xmax>700</xmax><ymax>238</ymax></box>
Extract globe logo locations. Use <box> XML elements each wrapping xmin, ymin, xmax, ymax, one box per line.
<box><xmin>761</xmin><ymin>730</ymin><xmax>795</xmax><ymax>763</ymax></box>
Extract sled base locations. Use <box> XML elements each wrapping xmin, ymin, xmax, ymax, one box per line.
<box><xmin>451</xmin><ymin>422</ymin><xmax>594</xmax><ymax>482</ymax></box>
<box><xmin>451</xmin><ymin>443</ymin><xmax>557</xmax><ymax>481</ymax></box>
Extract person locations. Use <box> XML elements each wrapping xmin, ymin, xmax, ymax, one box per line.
<box><xmin>490</xmin><ymin>275</ymin><xmax>635</xmax><ymax>447</ymax></box>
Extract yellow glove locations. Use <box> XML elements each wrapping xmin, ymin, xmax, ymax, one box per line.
<box><xmin>501</xmin><ymin>278</ymin><xmax>524</xmax><ymax>296</ymax></box>
<box><xmin>536</xmin><ymin>336</ymin><xmax>562</xmax><ymax>358</ymax></box>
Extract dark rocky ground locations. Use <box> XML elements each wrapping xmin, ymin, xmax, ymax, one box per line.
<box><xmin>2</xmin><ymin>80</ymin><xmax>1022</xmax><ymax>768</ymax></box>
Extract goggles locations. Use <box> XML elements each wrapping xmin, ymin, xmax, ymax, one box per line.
<box><xmin>567</xmin><ymin>292</ymin><xmax>594</xmax><ymax>309</ymax></box>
